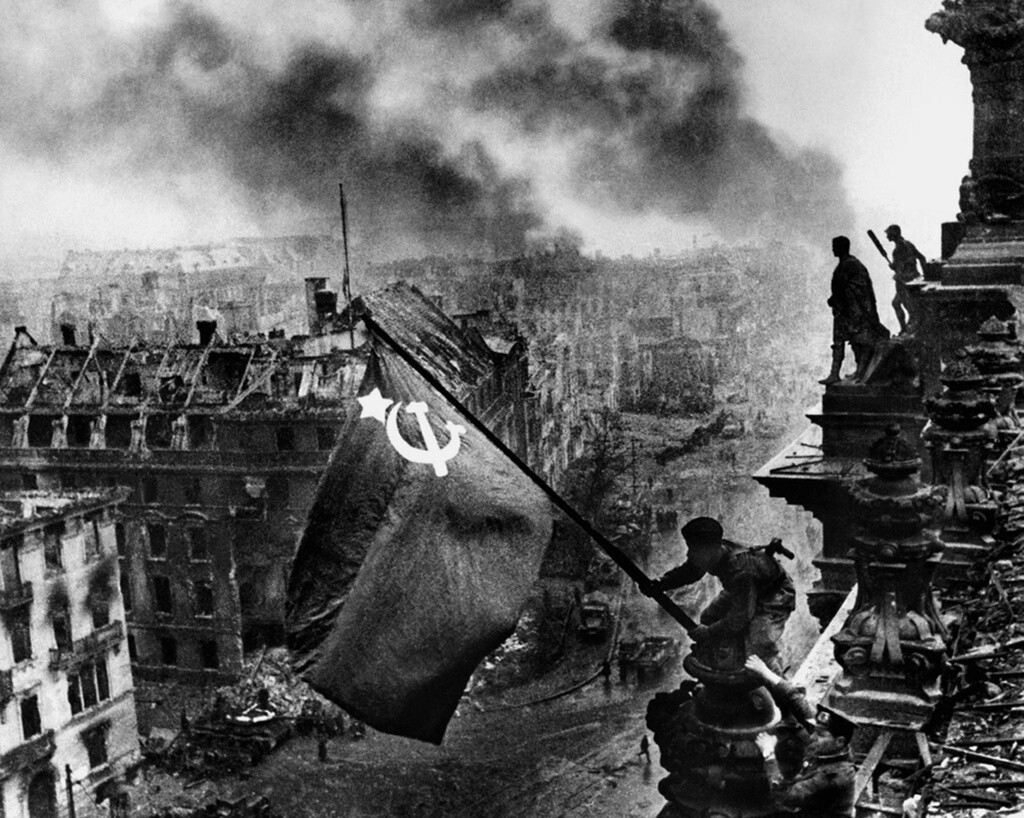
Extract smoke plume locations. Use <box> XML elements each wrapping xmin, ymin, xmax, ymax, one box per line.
<box><xmin>1</xmin><ymin>0</ymin><xmax>852</xmax><ymax>260</ymax></box>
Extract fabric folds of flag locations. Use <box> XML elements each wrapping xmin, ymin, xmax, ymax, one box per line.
<box><xmin>286</xmin><ymin>343</ymin><xmax>552</xmax><ymax>744</ymax></box>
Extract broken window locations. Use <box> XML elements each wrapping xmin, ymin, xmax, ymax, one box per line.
<box><xmin>160</xmin><ymin>637</ymin><xmax>177</xmax><ymax>666</ymax></box>
<box><xmin>316</xmin><ymin>426</ymin><xmax>337</xmax><ymax>451</ymax></box>
<box><xmin>142</xmin><ymin>477</ymin><xmax>158</xmax><ymax>503</ymax></box>
<box><xmin>52</xmin><ymin>606</ymin><xmax>72</xmax><ymax>652</ymax></box>
<box><xmin>190</xmin><ymin>416</ymin><xmax>213</xmax><ymax>449</ymax></box>
<box><xmin>188</xmin><ymin>528</ymin><xmax>208</xmax><ymax>561</ymax></box>
<box><xmin>80</xmin><ymin>662</ymin><xmax>98</xmax><ymax>709</ymax></box>
<box><xmin>43</xmin><ymin>524</ymin><xmax>63</xmax><ymax>572</ymax></box>
<box><xmin>83</xmin><ymin>516</ymin><xmax>101</xmax><ymax>560</ymax></box>
<box><xmin>145</xmin><ymin>415</ymin><xmax>172</xmax><ymax>449</ymax></box>
<box><xmin>81</xmin><ymin>722</ymin><xmax>108</xmax><ymax>768</ymax></box>
<box><xmin>115</xmin><ymin>523</ymin><xmax>126</xmax><ymax>555</ymax></box>
<box><xmin>106</xmin><ymin>416</ymin><xmax>131</xmax><ymax>448</ymax></box>
<box><xmin>20</xmin><ymin>695</ymin><xmax>41</xmax><ymax>739</ymax></box>
<box><xmin>67</xmin><ymin>674</ymin><xmax>82</xmax><ymax>715</ymax></box>
<box><xmin>153</xmin><ymin>576</ymin><xmax>172</xmax><ymax>613</ymax></box>
<box><xmin>194</xmin><ymin>581</ymin><xmax>214</xmax><ymax>617</ymax></box>
<box><xmin>200</xmin><ymin>639</ymin><xmax>219</xmax><ymax>669</ymax></box>
<box><xmin>27</xmin><ymin>416</ymin><xmax>52</xmax><ymax>448</ymax></box>
<box><xmin>91</xmin><ymin>600</ymin><xmax>109</xmax><ymax>629</ymax></box>
<box><xmin>67</xmin><ymin>415</ymin><xmax>91</xmax><ymax>448</ymax></box>
<box><xmin>275</xmin><ymin>427</ymin><xmax>296</xmax><ymax>451</ymax></box>
<box><xmin>95</xmin><ymin>658</ymin><xmax>109</xmax><ymax>700</ymax></box>
<box><xmin>119</xmin><ymin>572</ymin><xmax>131</xmax><ymax>613</ymax></box>
<box><xmin>20</xmin><ymin>473</ymin><xmax>37</xmax><ymax>490</ymax></box>
<box><xmin>10</xmin><ymin>609</ymin><xmax>31</xmax><ymax>663</ymax></box>
<box><xmin>147</xmin><ymin>524</ymin><xmax>166</xmax><ymax>558</ymax></box>
<box><xmin>122</xmin><ymin>372</ymin><xmax>142</xmax><ymax>398</ymax></box>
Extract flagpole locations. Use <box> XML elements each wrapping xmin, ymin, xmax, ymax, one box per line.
<box><xmin>361</xmin><ymin>312</ymin><xmax>699</xmax><ymax>634</ymax></box>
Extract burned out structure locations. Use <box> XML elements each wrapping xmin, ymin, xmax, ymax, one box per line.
<box><xmin>0</xmin><ymin>281</ymin><xmax>534</xmax><ymax>700</ymax></box>
<box><xmin>0</xmin><ymin>489</ymin><xmax>137</xmax><ymax>818</ymax></box>
<box><xmin>51</xmin><ymin>236</ymin><xmax>343</xmax><ymax>346</ymax></box>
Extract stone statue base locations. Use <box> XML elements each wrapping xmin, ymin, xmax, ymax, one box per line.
<box><xmin>647</xmin><ymin>658</ymin><xmax>784</xmax><ymax>818</ymax></box>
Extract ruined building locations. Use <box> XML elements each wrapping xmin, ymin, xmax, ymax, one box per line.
<box><xmin>51</xmin><ymin>236</ymin><xmax>343</xmax><ymax>346</ymax></box>
<box><xmin>0</xmin><ymin>489</ymin><xmax>137</xmax><ymax>818</ymax></box>
<box><xmin>0</xmin><ymin>280</ymin><xmax>534</xmax><ymax>695</ymax></box>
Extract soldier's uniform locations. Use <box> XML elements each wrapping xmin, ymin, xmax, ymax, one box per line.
<box><xmin>764</xmin><ymin>748</ymin><xmax>856</xmax><ymax>817</ymax></box>
<box><xmin>890</xmin><ymin>236</ymin><xmax>926</xmax><ymax>332</ymax></box>
<box><xmin>659</xmin><ymin>541</ymin><xmax>796</xmax><ymax>670</ymax></box>
<box><xmin>829</xmin><ymin>254</ymin><xmax>881</xmax><ymax>348</ymax></box>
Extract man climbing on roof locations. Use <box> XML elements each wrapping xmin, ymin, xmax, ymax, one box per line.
<box><xmin>647</xmin><ymin>516</ymin><xmax>795</xmax><ymax>673</ymax></box>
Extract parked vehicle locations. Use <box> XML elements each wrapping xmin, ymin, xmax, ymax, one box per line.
<box><xmin>579</xmin><ymin>592</ymin><xmax>612</xmax><ymax>640</ymax></box>
<box><xmin>635</xmin><ymin>636</ymin><xmax>681</xmax><ymax>681</ymax></box>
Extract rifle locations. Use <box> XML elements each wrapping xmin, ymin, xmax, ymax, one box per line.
<box><xmin>867</xmin><ymin>229</ymin><xmax>891</xmax><ymax>266</ymax></box>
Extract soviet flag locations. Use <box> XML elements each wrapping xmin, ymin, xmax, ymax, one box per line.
<box><xmin>286</xmin><ymin>342</ymin><xmax>552</xmax><ymax>744</ymax></box>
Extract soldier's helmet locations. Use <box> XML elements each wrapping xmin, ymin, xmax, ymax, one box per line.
<box><xmin>886</xmin><ymin>224</ymin><xmax>902</xmax><ymax>238</ymax></box>
<box><xmin>680</xmin><ymin>516</ymin><xmax>723</xmax><ymax>546</ymax></box>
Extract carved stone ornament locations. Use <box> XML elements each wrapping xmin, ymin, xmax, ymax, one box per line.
<box><xmin>927</xmin><ymin>1</ymin><xmax>1024</xmax><ymax>62</ymax></box>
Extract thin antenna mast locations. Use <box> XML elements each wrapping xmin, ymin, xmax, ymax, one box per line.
<box><xmin>339</xmin><ymin>182</ymin><xmax>354</xmax><ymax>346</ymax></box>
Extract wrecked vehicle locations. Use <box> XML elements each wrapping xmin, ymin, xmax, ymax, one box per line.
<box><xmin>635</xmin><ymin>636</ymin><xmax>681</xmax><ymax>681</ymax></box>
<box><xmin>578</xmin><ymin>592</ymin><xmax>612</xmax><ymax>640</ymax></box>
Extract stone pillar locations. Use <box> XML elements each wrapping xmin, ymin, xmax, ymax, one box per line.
<box><xmin>966</xmin><ymin>316</ymin><xmax>1024</xmax><ymax>437</ymax></box>
<box><xmin>647</xmin><ymin>625</ymin><xmax>785</xmax><ymax>814</ymax></box>
<box><xmin>826</xmin><ymin>426</ymin><xmax>948</xmax><ymax>729</ymax></box>
<box><xmin>915</xmin><ymin>4</ymin><xmax>1024</xmax><ymax>395</ymax></box>
<box><xmin>928</xmin><ymin>3</ymin><xmax>1024</xmax><ymax>229</ymax></box>
<box><xmin>922</xmin><ymin>355</ymin><xmax>998</xmax><ymax>526</ymax></box>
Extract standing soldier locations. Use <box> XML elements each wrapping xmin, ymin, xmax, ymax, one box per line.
<box><xmin>820</xmin><ymin>236</ymin><xmax>889</xmax><ymax>385</ymax></box>
<box><xmin>647</xmin><ymin>517</ymin><xmax>795</xmax><ymax>673</ymax></box>
<box><xmin>885</xmin><ymin>224</ymin><xmax>927</xmax><ymax>334</ymax></box>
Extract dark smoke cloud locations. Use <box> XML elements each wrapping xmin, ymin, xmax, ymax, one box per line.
<box><xmin>471</xmin><ymin>0</ymin><xmax>852</xmax><ymax>242</ymax></box>
<box><xmin>1</xmin><ymin>0</ymin><xmax>852</xmax><ymax>258</ymax></box>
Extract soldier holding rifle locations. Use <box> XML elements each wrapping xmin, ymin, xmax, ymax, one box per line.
<box><xmin>869</xmin><ymin>224</ymin><xmax>926</xmax><ymax>334</ymax></box>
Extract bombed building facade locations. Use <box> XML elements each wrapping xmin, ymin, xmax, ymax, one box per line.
<box><xmin>0</xmin><ymin>280</ymin><xmax>537</xmax><ymax>706</ymax></box>
<box><xmin>0</xmin><ymin>488</ymin><xmax>137</xmax><ymax>818</ymax></box>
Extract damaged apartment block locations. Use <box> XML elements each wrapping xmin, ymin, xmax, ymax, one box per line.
<box><xmin>0</xmin><ymin>281</ymin><xmax>535</xmax><ymax>712</ymax></box>
<box><xmin>0</xmin><ymin>488</ymin><xmax>138</xmax><ymax>818</ymax></box>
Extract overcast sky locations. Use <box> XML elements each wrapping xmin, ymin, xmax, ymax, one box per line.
<box><xmin>0</xmin><ymin>0</ymin><xmax>973</xmax><ymax>264</ymax></box>
<box><xmin>714</xmin><ymin>0</ymin><xmax>972</xmax><ymax>259</ymax></box>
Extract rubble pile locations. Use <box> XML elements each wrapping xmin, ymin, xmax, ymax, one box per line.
<box><xmin>920</xmin><ymin>543</ymin><xmax>1024</xmax><ymax>815</ymax></box>
<box><xmin>213</xmin><ymin>648</ymin><xmax>339</xmax><ymax>722</ymax></box>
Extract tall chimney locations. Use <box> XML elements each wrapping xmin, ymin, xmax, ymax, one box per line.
<box><xmin>305</xmin><ymin>277</ymin><xmax>328</xmax><ymax>336</ymax></box>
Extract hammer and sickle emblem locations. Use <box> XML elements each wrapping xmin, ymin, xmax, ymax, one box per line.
<box><xmin>357</xmin><ymin>388</ymin><xmax>466</xmax><ymax>477</ymax></box>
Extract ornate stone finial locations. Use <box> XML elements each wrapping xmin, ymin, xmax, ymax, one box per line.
<box><xmin>978</xmin><ymin>315</ymin><xmax>1013</xmax><ymax>340</ymax></box>
<box><xmin>829</xmin><ymin>429</ymin><xmax>948</xmax><ymax>726</ymax></box>
<box><xmin>940</xmin><ymin>354</ymin><xmax>984</xmax><ymax>387</ymax></box>
<box><xmin>865</xmin><ymin>423</ymin><xmax>921</xmax><ymax>476</ymax></box>
<box><xmin>856</xmin><ymin>425</ymin><xmax>944</xmax><ymax>548</ymax></box>
<box><xmin>926</xmin><ymin>1</ymin><xmax>1024</xmax><ymax>61</ymax></box>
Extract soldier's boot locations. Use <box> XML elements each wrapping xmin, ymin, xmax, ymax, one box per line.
<box><xmin>852</xmin><ymin>342</ymin><xmax>875</xmax><ymax>382</ymax></box>
<box><xmin>818</xmin><ymin>344</ymin><xmax>844</xmax><ymax>385</ymax></box>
